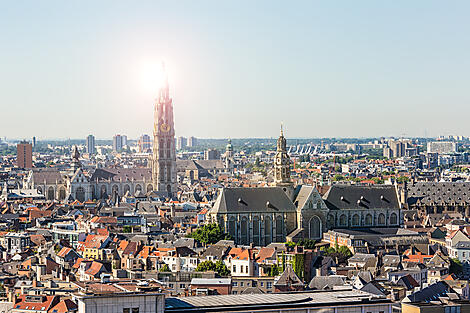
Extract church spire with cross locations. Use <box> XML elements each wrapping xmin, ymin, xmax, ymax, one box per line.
<box><xmin>152</xmin><ymin>63</ymin><xmax>177</xmax><ymax>197</ymax></box>
<box><xmin>274</xmin><ymin>124</ymin><xmax>293</xmax><ymax>198</ymax></box>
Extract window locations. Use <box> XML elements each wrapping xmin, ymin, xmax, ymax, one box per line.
<box><xmin>260</xmin><ymin>282</ymin><xmax>264</xmax><ymax>287</ymax></box>
<box><xmin>232</xmin><ymin>282</ymin><xmax>238</xmax><ymax>287</ymax></box>
<box><xmin>267</xmin><ymin>282</ymin><xmax>272</xmax><ymax>289</ymax></box>
<box><xmin>240</xmin><ymin>282</ymin><xmax>244</xmax><ymax>287</ymax></box>
<box><xmin>179</xmin><ymin>284</ymin><xmax>185</xmax><ymax>288</ymax></box>
<box><xmin>123</xmin><ymin>309</ymin><xmax>130</xmax><ymax>313</ymax></box>
<box><xmin>169</xmin><ymin>283</ymin><xmax>174</xmax><ymax>288</ymax></box>
<box><xmin>246</xmin><ymin>266</ymin><xmax>249</xmax><ymax>273</ymax></box>
<box><xmin>233</xmin><ymin>265</ymin><xmax>236</xmax><ymax>272</ymax></box>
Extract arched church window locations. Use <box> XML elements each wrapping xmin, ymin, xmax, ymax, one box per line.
<box><xmin>390</xmin><ymin>212</ymin><xmax>398</xmax><ymax>225</ymax></box>
<box><xmin>253</xmin><ymin>216</ymin><xmax>260</xmax><ymax>246</ymax></box>
<box><xmin>264</xmin><ymin>216</ymin><xmax>272</xmax><ymax>245</ymax></box>
<box><xmin>378</xmin><ymin>213</ymin><xmax>386</xmax><ymax>225</ymax></box>
<box><xmin>240</xmin><ymin>217</ymin><xmax>248</xmax><ymax>245</ymax></box>
<box><xmin>76</xmin><ymin>187</ymin><xmax>85</xmax><ymax>202</ymax></box>
<box><xmin>101</xmin><ymin>185</ymin><xmax>107</xmax><ymax>199</ymax></box>
<box><xmin>228</xmin><ymin>217</ymin><xmax>236</xmax><ymax>239</ymax></box>
<box><xmin>309</xmin><ymin>216</ymin><xmax>322</xmax><ymax>239</ymax></box>
<box><xmin>339</xmin><ymin>214</ymin><xmax>347</xmax><ymax>227</ymax></box>
<box><xmin>123</xmin><ymin>184</ymin><xmax>130</xmax><ymax>196</ymax></box>
<box><xmin>59</xmin><ymin>187</ymin><xmax>66</xmax><ymax>201</ymax></box>
<box><xmin>147</xmin><ymin>184</ymin><xmax>153</xmax><ymax>193</ymax></box>
<box><xmin>112</xmin><ymin>185</ymin><xmax>119</xmax><ymax>196</ymax></box>
<box><xmin>47</xmin><ymin>187</ymin><xmax>54</xmax><ymax>201</ymax></box>
<box><xmin>352</xmin><ymin>214</ymin><xmax>360</xmax><ymax>226</ymax></box>
<box><xmin>275</xmin><ymin>216</ymin><xmax>283</xmax><ymax>242</ymax></box>
<box><xmin>365</xmin><ymin>214</ymin><xmax>372</xmax><ymax>226</ymax></box>
<box><xmin>327</xmin><ymin>214</ymin><xmax>335</xmax><ymax>228</ymax></box>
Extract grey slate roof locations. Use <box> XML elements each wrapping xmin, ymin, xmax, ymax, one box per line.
<box><xmin>404</xmin><ymin>281</ymin><xmax>453</xmax><ymax>302</ymax></box>
<box><xmin>294</xmin><ymin>186</ymin><xmax>314</xmax><ymax>209</ymax></box>
<box><xmin>455</xmin><ymin>241</ymin><xmax>470</xmax><ymax>249</ymax></box>
<box><xmin>90</xmin><ymin>168</ymin><xmax>151</xmax><ymax>182</ymax></box>
<box><xmin>407</xmin><ymin>182</ymin><xmax>470</xmax><ymax>206</ymax></box>
<box><xmin>32</xmin><ymin>169</ymin><xmax>64</xmax><ymax>185</ymax></box>
<box><xmin>323</xmin><ymin>184</ymin><xmax>400</xmax><ymax>210</ymax></box>
<box><xmin>308</xmin><ymin>275</ymin><xmax>346</xmax><ymax>290</ymax></box>
<box><xmin>177</xmin><ymin>160</ymin><xmax>225</xmax><ymax>172</ymax></box>
<box><xmin>274</xmin><ymin>264</ymin><xmax>303</xmax><ymax>287</ymax></box>
<box><xmin>211</xmin><ymin>187</ymin><xmax>296</xmax><ymax>214</ymax></box>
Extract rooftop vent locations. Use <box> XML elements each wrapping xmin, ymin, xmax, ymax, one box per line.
<box><xmin>238</xmin><ymin>198</ymin><xmax>248</xmax><ymax>206</ymax></box>
<box><xmin>266</xmin><ymin>201</ymin><xmax>279</xmax><ymax>211</ymax></box>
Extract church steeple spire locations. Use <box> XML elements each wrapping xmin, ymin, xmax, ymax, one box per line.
<box><xmin>152</xmin><ymin>62</ymin><xmax>176</xmax><ymax>197</ymax></box>
<box><xmin>274</xmin><ymin>124</ymin><xmax>292</xmax><ymax>190</ymax></box>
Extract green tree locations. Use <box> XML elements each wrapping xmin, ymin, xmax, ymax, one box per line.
<box><xmin>215</xmin><ymin>260</ymin><xmax>231</xmax><ymax>276</ymax></box>
<box><xmin>285</xmin><ymin>241</ymin><xmax>296</xmax><ymax>249</ymax></box>
<box><xmin>265</xmin><ymin>264</ymin><xmax>281</xmax><ymax>277</ymax></box>
<box><xmin>159</xmin><ymin>264</ymin><xmax>170</xmax><ymax>272</ymax></box>
<box><xmin>186</xmin><ymin>223</ymin><xmax>231</xmax><ymax>245</ymax></box>
<box><xmin>196</xmin><ymin>260</ymin><xmax>217</xmax><ymax>272</ymax></box>
<box><xmin>337</xmin><ymin>246</ymin><xmax>352</xmax><ymax>258</ymax></box>
<box><xmin>196</xmin><ymin>260</ymin><xmax>230</xmax><ymax>276</ymax></box>
<box><xmin>372</xmin><ymin>177</ymin><xmax>384</xmax><ymax>184</ymax></box>
<box><xmin>293</xmin><ymin>254</ymin><xmax>305</xmax><ymax>280</ymax></box>
<box><xmin>296</xmin><ymin>239</ymin><xmax>317</xmax><ymax>249</ymax></box>
<box><xmin>333</xmin><ymin>174</ymin><xmax>344</xmax><ymax>181</ymax></box>
<box><xmin>396</xmin><ymin>176</ymin><xmax>409</xmax><ymax>183</ymax></box>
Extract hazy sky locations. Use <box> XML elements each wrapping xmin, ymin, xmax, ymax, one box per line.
<box><xmin>1</xmin><ymin>1</ymin><xmax>470</xmax><ymax>140</ymax></box>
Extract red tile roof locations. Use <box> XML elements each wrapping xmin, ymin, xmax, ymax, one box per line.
<box><xmin>48</xmin><ymin>299</ymin><xmax>77</xmax><ymax>313</ymax></box>
<box><xmin>15</xmin><ymin>295</ymin><xmax>60</xmax><ymax>312</ymax></box>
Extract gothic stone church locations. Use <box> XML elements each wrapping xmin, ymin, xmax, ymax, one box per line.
<box><xmin>208</xmin><ymin>129</ymin><xmax>402</xmax><ymax>245</ymax></box>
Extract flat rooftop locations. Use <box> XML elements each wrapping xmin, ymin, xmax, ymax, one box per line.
<box><xmin>166</xmin><ymin>289</ymin><xmax>391</xmax><ymax>312</ymax></box>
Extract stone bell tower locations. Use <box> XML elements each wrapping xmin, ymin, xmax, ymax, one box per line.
<box><xmin>152</xmin><ymin>64</ymin><xmax>177</xmax><ymax>197</ymax></box>
<box><xmin>274</xmin><ymin>124</ymin><xmax>294</xmax><ymax>199</ymax></box>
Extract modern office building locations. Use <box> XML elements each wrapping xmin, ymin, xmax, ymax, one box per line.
<box><xmin>113</xmin><ymin>135</ymin><xmax>123</xmax><ymax>152</ymax></box>
<box><xmin>75</xmin><ymin>292</ymin><xmax>165</xmax><ymax>313</ymax></box>
<box><xmin>138</xmin><ymin>134</ymin><xmax>151</xmax><ymax>153</ymax></box>
<box><xmin>176</xmin><ymin>136</ymin><xmax>187</xmax><ymax>150</ymax></box>
<box><xmin>204</xmin><ymin>148</ymin><xmax>221</xmax><ymax>160</ymax></box>
<box><xmin>17</xmin><ymin>141</ymin><xmax>33</xmax><ymax>168</ymax></box>
<box><xmin>427</xmin><ymin>141</ymin><xmax>457</xmax><ymax>154</ymax></box>
<box><xmin>86</xmin><ymin>135</ymin><xmax>96</xmax><ymax>155</ymax></box>
<box><xmin>188</xmin><ymin>136</ymin><xmax>197</xmax><ymax>147</ymax></box>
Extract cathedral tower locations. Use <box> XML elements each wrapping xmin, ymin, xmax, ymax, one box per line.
<box><xmin>274</xmin><ymin>125</ymin><xmax>294</xmax><ymax>199</ymax></box>
<box><xmin>152</xmin><ymin>65</ymin><xmax>177</xmax><ymax>196</ymax></box>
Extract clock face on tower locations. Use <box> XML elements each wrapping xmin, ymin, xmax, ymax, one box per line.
<box><xmin>160</xmin><ymin>123</ymin><xmax>170</xmax><ymax>133</ymax></box>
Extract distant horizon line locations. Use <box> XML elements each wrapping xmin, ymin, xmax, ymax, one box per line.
<box><xmin>1</xmin><ymin>136</ymin><xmax>462</xmax><ymax>142</ymax></box>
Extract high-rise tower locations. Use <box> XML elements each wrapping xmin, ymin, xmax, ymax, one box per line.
<box><xmin>274</xmin><ymin>125</ymin><xmax>293</xmax><ymax>199</ymax></box>
<box><xmin>152</xmin><ymin>65</ymin><xmax>177</xmax><ymax>196</ymax></box>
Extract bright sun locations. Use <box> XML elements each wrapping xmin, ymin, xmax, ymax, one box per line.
<box><xmin>137</xmin><ymin>60</ymin><xmax>168</xmax><ymax>97</ymax></box>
